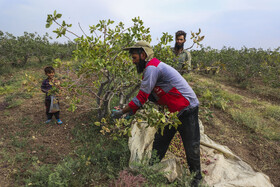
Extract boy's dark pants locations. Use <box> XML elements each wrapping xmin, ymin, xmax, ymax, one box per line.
<box><xmin>45</xmin><ymin>99</ymin><xmax>60</xmax><ymax>120</ymax></box>
<box><xmin>152</xmin><ymin>106</ymin><xmax>202</xmax><ymax>181</ymax></box>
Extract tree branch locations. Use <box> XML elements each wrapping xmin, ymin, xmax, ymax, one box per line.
<box><xmin>78</xmin><ymin>22</ymin><xmax>88</xmax><ymax>38</ymax></box>
<box><xmin>53</xmin><ymin>19</ymin><xmax>80</xmax><ymax>38</ymax></box>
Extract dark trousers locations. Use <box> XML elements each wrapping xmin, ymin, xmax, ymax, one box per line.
<box><xmin>45</xmin><ymin>99</ymin><xmax>60</xmax><ymax>120</ymax></box>
<box><xmin>151</xmin><ymin>106</ymin><xmax>202</xmax><ymax>180</ymax></box>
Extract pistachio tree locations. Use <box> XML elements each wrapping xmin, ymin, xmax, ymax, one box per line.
<box><xmin>45</xmin><ymin>11</ymin><xmax>204</xmax><ymax>137</ymax></box>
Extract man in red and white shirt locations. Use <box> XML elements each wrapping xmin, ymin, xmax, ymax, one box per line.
<box><xmin>112</xmin><ymin>41</ymin><xmax>202</xmax><ymax>186</ymax></box>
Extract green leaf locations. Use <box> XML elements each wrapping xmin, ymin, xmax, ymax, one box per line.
<box><xmin>94</xmin><ymin>122</ymin><xmax>101</xmax><ymax>126</ymax></box>
<box><xmin>101</xmin><ymin>118</ymin><xmax>106</xmax><ymax>123</ymax></box>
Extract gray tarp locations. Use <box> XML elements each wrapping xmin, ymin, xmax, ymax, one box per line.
<box><xmin>128</xmin><ymin>120</ymin><xmax>274</xmax><ymax>187</ymax></box>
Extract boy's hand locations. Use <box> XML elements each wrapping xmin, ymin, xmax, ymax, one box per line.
<box><xmin>54</xmin><ymin>80</ymin><xmax>61</xmax><ymax>87</ymax></box>
<box><xmin>41</xmin><ymin>88</ymin><xmax>48</xmax><ymax>93</ymax></box>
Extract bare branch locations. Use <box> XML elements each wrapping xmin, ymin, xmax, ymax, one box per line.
<box><xmin>185</xmin><ymin>42</ymin><xmax>196</xmax><ymax>50</ymax></box>
<box><xmin>107</xmin><ymin>92</ymin><xmax>116</xmax><ymax>114</ymax></box>
<box><xmin>86</xmin><ymin>87</ymin><xmax>102</xmax><ymax>100</ymax></box>
<box><xmin>78</xmin><ymin>22</ymin><xmax>88</xmax><ymax>38</ymax></box>
<box><xmin>63</xmin><ymin>34</ymin><xmax>73</xmax><ymax>42</ymax></box>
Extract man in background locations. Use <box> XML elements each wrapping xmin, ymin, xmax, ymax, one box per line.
<box><xmin>173</xmin><ymin>30</ymin><xmax>192</xmax><ymax>74</ymax></box>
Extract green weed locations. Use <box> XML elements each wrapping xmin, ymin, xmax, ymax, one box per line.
<box><xmin>250</xmin><ymin>99</ymin><xmax>262</xmax><ymax>106</ymax></box>
<box><xmin>250</xmin><ymin>86</ymin><xmax>280</xmax><ymax>101</ymax></box>
<box><xmin>6</xmin><ymin>99</ymin><xmax>23</xmax><ymax>108</ymax></box>
<box><xmin>0</xmin><ymin>149</ymin><xmax>10</xmax><ymax>163</ymax></box>
<box><xmin>230</xmin><ymin>109</ymin><xmax>263</xmax><ymax>131</ymax></box>
<box><xmin>11</xmin><ymin>136</ymin><xmax>29</xmax><ymax>148</ymax></box>
<box><xmin>193</xmin><ymin>82</ymin><xmax>230</xmax><ymax>112</ymax></box>
<box><xmin>229</xmin><ymin>108</ymin><xmax>279</xmax><ymax>140</ymax></box>
<box><xmin>0</xmin><ymin>63</ymin><xmax>14</xmax><ymax>75</ymax></box>
<box><xmin>4</xmin><ymin>92</ymin><xmax>33</xmax><ymax>108</ymax></box>
<box><xmin>261</xmin><ymin>126</ymin><xmax>280</xmax><ymax>141</ymax></box>
<box><xmin>0</xmin><ymin>78</ymin><xmax>22</xmax><ymax>95</ymax></box>
<box><xmin>15</xmin><ymin>152</ymin><xmax>29</xmax><ymax>162</ymax></box>
<box><xmin>222</xmin><ymin>91</ymin><xmax>243</xmax><ymax>103</ymax></box>
<box><xmin>3</xmin><ymin>111</ymin><xmax>10</xmax><ymax>116</ymax></box>
<box><xmin>264</xmin><ymin>105</ymin><xmax>280</xmax><ymax>120</ymax></box>
<box><xmin>25</xmin><ymin>165</ymin><xmax>53</xmax><ymax>186</ymax></box>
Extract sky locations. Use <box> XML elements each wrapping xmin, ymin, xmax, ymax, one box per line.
<box><xmin>0</xmin><ymin>0</ymin><xmax>280</xmax><ymax>50</ymax></box>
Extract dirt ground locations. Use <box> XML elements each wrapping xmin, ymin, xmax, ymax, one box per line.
<box><xmin>0</xmin><ymin>75</ymin><xmax>279</xmax><ymax>187</ymax></box>
<box><xmin>0</xmin><ymin>92</ymin><xmax>84</xmax><ymax>187</ymax></box>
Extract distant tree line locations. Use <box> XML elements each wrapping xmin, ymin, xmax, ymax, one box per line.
<box><xmin>0</xmin><ymin>31</ymin><xmax>74</xmax><ymax>73</ymax></box>
<box><xmin>191</xmin><ymin>46</ymin><xmax>280</xmax><ymax>88</ymax></box>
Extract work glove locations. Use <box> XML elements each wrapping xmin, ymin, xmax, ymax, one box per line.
<box><xmin>111</xmin><ymin>109</ymin><xmax>123</xmax><ymax>119</ymax></box>
<box><xmin>124</xmin><ymin>110</ymin><xmax>134</xmax><ymax>120</ymax></box>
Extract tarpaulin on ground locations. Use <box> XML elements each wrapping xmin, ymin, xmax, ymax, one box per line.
<box><xmin>128</xmin><ymin>120</ymin><xmax>274</xmax><ymax>187</ymax></box>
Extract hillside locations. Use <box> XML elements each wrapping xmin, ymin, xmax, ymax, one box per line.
<box><xmin>0</xmin><ymin>68</ymin><xmax>279</xmax><ymax>186</ymax></box>
<box><xmin>194</xmin><ymin>74</ymin><xmax>280</xmax><ymax>186</ymax></box>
